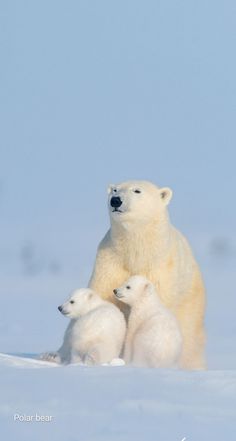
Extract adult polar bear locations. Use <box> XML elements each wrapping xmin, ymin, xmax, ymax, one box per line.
<box><xmin>89</xmin><ymin>180</ymin><xmax>206</xmax><ymax>370</ymax></box>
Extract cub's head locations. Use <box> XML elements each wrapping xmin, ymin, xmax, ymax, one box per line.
<box><xmin>107</xmin><ymin>180</ymin><xmax>172</xmax><ymax>225</ymax></box>
<box><xmin>113</xmin><ymin>275</ymin><xmax>154</xmax><ymax>306</ymax></box>
<box><xmin>58</xmin><ymin>288</ymin><xmax>99</xmax><ymax>319</ymax></box>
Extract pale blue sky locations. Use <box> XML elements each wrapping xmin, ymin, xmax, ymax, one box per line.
<box><xmin>1</xmin><ymin>1</ymin><xmax>236</xmax><ymax>285</ymax></box>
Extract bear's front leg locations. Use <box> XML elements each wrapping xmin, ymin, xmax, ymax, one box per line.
<box><xmin>89</xmin><ymin>244</ymin><xmax>129</xmax><ymax>304</ymax></box>
<box><xmin>175</xmin><ymin>274</ymin><xmax>206</xmax><ymax>370</ymax></box>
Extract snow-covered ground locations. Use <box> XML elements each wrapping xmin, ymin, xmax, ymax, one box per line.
<box><xmin>1</xmin><ymin>358</ymin><xmax>236</xmax><ymax>441</ymax></box>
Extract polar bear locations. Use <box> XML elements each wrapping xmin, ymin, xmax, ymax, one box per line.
<box><xmin>89</xmin><ymin>180</ymin><xmax>206</xmax><ymax>370</ymax></box>
<box><xmin>114</xmin><ymin>276</ymin><xmax>183</xmax><ymax>368</ymax></box>
<box><xmin>41</xmin><ymin>288</ymin><xmax>126</xmax><ymax>365</ymax></box>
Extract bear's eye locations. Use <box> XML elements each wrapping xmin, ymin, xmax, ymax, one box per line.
<box><xmin>126</xmin><ymin>285</ymin><xmax>131</xmax><ymax>290</ymax></box>
<box><xmin>113</xmin><ymin>188</ymin><xmax>117</xmax><ymax>193</ymax></box>
<box><xmin>134</xmin><ymin>189</ymin><xmax>141</xmax><ymax>194</ymax></box>
<box><xmin>70</xmin><ymin>300</ymin><xmax>75</xmax><ymax>304</ymax></box>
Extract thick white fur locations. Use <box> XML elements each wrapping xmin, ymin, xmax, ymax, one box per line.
<box><xmin>41</xmin><ymin>288</ymin><xmax>126</xmax><ymax>365</ymax></box>
<box><xmin>89</xmin><ymin>180</ymin><xmax>206</xmax><ymax>369</ymax></box>
<box><xmin>114</xmin><ymin>276</ymin><xmax>183</xmax><ymax>368</ymax></box>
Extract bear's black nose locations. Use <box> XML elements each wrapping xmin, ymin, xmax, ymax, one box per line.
<box><xmin>110</xmin><ymin>196</ymin><xmax>122</xmax><ymax>208</ymax></box>
<box><xmin>58</xmin><ymin>305</ymin><xmax>63</xmax><ymax>312</ymax></box>
<box><xmin>113</xmin><ymin>289</ymin><xmax>118</xmax><ymax>295</ymax></box>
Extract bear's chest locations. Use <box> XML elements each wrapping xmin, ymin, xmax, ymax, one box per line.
<box><xmin>119</xmin><ymin>240</ymin><xmax>162</xmax><ymax>274</ymax></box>
<box><xmin>123</xmin><ymin>252</ymin><xmax>153</xmax><ymax>274</ymax></box>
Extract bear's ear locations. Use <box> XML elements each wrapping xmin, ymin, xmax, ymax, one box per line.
<box><xmin>159</xmin><ymin>187</ymin><xmax>173</xmax><ymax>206</ymax></box>
<box><xmin>107</xmin><ymin>184</ymin><xmax>115</xmax><ymax>194</ymax></box>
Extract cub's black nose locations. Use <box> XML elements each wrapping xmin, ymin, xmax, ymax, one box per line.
<box><xmin>58</xmin><ymin>305</ymin><xmax>63</xmax><ymax>312</ymax></box>
<box><xmin>113</xmin><ymin>289</ymin><xmax>118</xmax><ymax>295</ymax></box>
<box><xmin>110</xmin><ymin>196</ymin><xmax>122</xmax><ymax>208</ymax></box>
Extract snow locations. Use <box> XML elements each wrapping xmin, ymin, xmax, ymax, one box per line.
<box><xmin>1</xmin><ymin>359</ymin><xmax>236</xmax><ymax>441</ymax></box>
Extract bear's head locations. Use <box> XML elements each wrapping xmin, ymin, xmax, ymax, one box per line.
<box><xmin>113</xmin><ymin>275</ymin><xmax>155</xmax><ymax>306</ymax></box>
<box><xmin>107</xmin><ymin>180</ymin><xmax>172</xmax><ymax>225</ymax></box>
<box><xmin>58</xmin><ymin>288</ymin><xmax>100</xmax><ymax>318</ymax></box>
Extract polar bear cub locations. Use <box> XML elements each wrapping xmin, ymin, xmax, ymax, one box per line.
<box><xmin>114</xmin><ymin>276</ymin><xmax>183</xmax><ymax>368</ymax></box>
<box><xmin>41</xmin><ymin>288</ymin><xmax>126</xmax><ymax>365</ymax></box>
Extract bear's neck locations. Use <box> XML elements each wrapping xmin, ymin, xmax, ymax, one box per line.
<box><xmin>110</xmin><ymin>211</ymin><xmax>172</xmax><ymax>271</ymax></box>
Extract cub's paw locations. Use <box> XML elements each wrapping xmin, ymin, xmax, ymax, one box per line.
<box><xmin>83</xmin><ymin>353</ymin><xmax>97</xmax><ymax>366</ymax></box>
<box><xmin>39</xmin><ymin>352</ymin><xmax>61</xmax><ymax>364</ymax></box>
<box><xmin>110</xmin><ymin>358</ymin><xmax>125</xmax><ymax>366</ymax></box>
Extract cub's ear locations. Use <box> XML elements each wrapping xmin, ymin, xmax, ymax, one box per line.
<box><xmin>107</xmin><ymin>184</ymin><xmax>115</xmax><ymax>194</ymax></box>
<box><xmin>144</xmin><ymin>281</ymin><xmax>155</xmax><ymax>296</ymax></box>
<box><xmin>88</xmin><ymin>292</ymin><xmax>94</xmax><ymax>300</ymax></box>
<box><xmin>144</xmin><ymin>282</ymin><xmax>151</xmax><ymax>292</ymax></box>
<box><xmin>159</xmin><ymin>187</ymin><xmax>173</xmax><ymax>206</ymax></box>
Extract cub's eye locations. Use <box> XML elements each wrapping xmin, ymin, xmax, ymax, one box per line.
<box><xmin>126</xmin><ymin>285</ymin><xmax>131</xmax><ymax>290</ymax></box>
<box><xmin>113</xmin><ymin>188</ymin><xmax>117</xmax><ymax>193</ymax></box>
<box><xmin>70</xmin><ymin>300</ymin><xmax>75</xmax><ymax>304</ymax></box>
<box><xmin>134</xmin><ymin>189</ymin><xmax>141</xmax><ymax>194</ymax></box>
